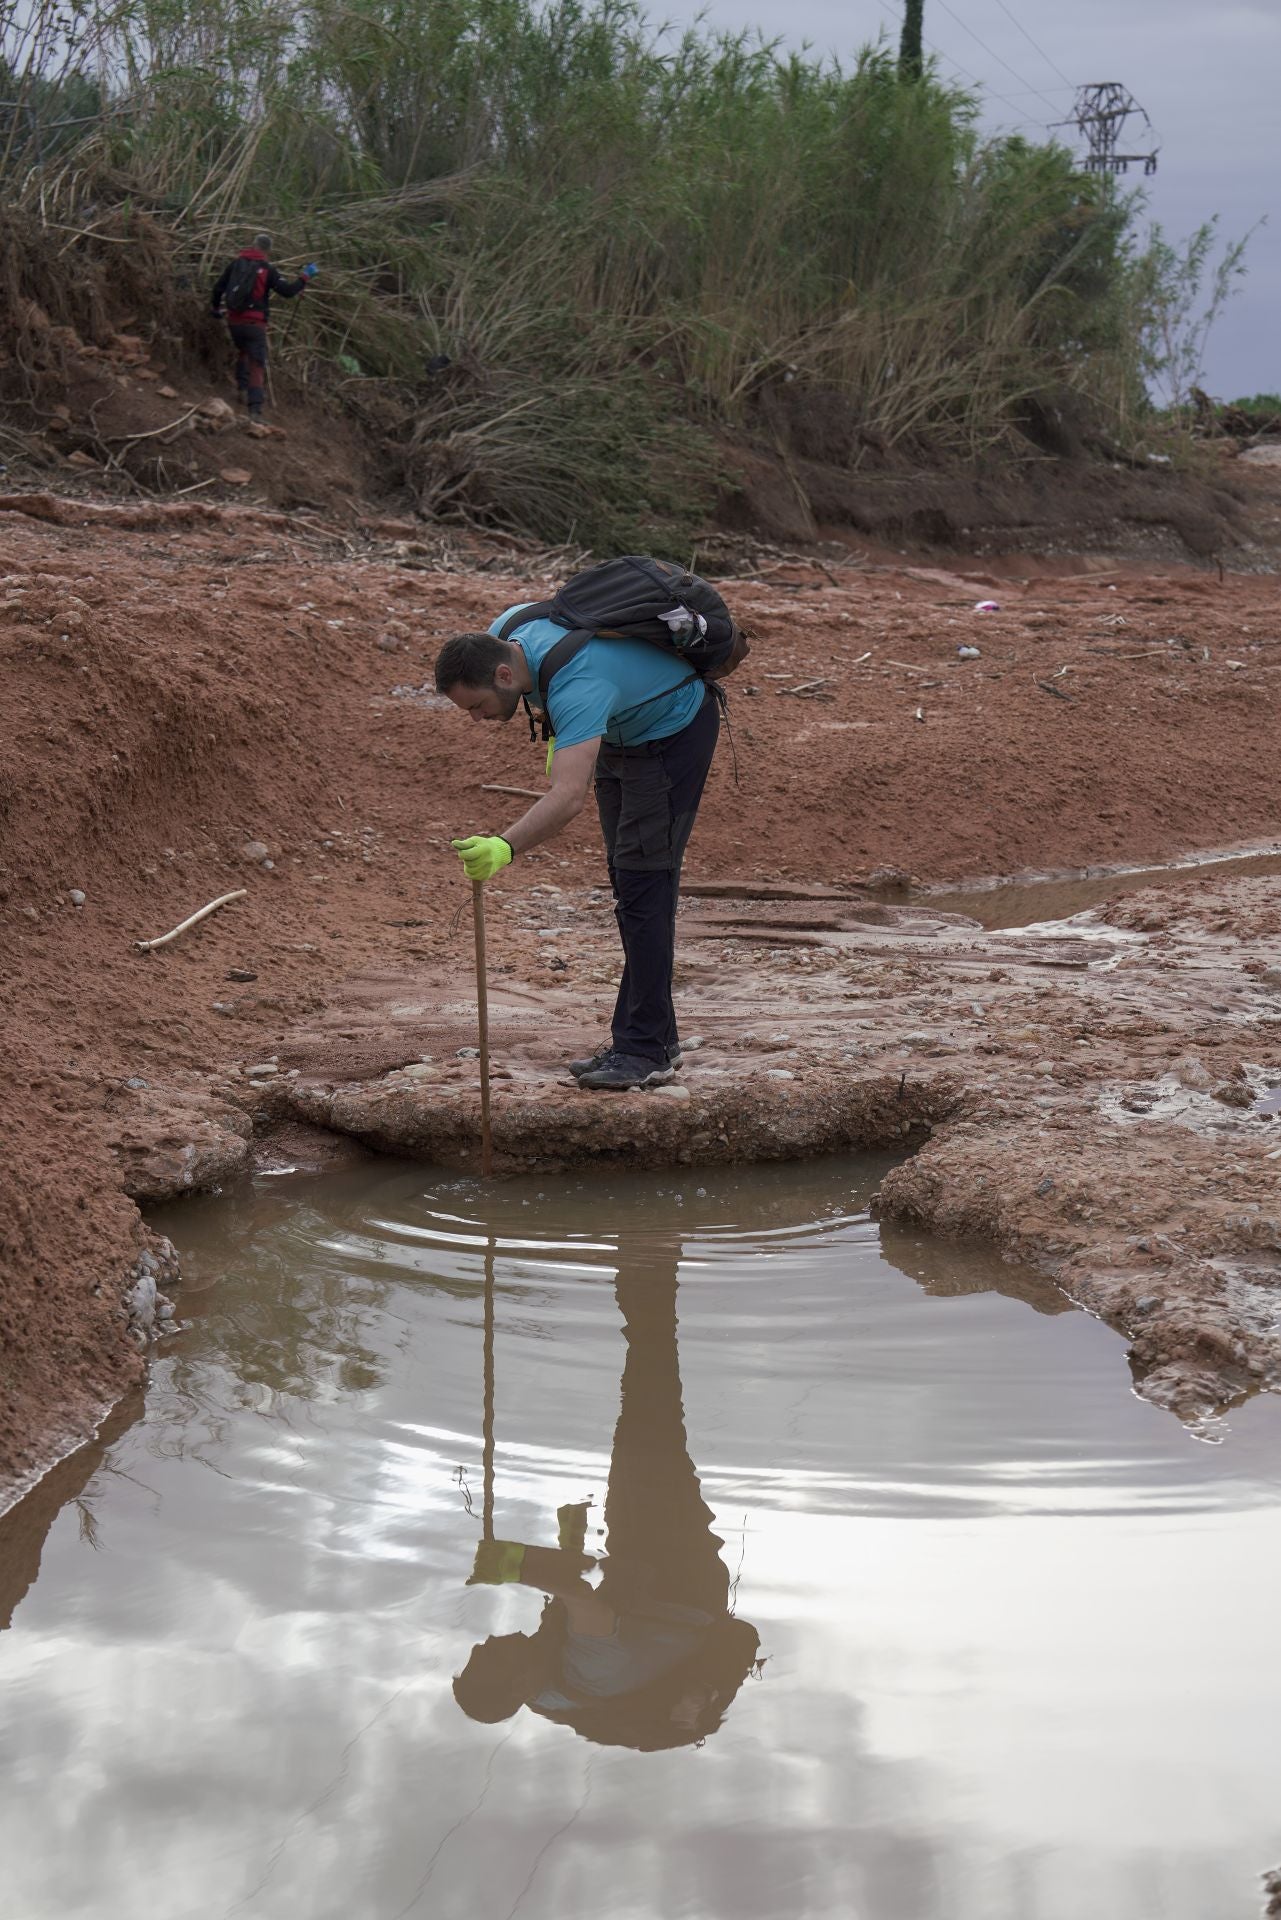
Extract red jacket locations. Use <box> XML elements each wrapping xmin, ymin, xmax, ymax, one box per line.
<box><xmin>211</xmin><ymin>249</ymin><xmax>307</xmax><ymax>326</ymax></box>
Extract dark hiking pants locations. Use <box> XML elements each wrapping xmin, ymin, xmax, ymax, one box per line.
<box><xmin>594</xmin><ymin>687</ymin><xmax>719</xmax><ymax>1067</ymax></box>
<box><xmin>228</xmin><ymin>321</ymin><xmax>268</xmax><ymax>413</ymax></box>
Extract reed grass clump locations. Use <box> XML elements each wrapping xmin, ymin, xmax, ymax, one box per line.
<box><xmin>1</xmin><ymin>0</ymin><xmax>1181</xmax><ymax>547</ymax></box>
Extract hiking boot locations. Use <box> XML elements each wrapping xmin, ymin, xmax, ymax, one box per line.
<box><xmin>576</xmin><ymin>1049</ymin><xmax>676</xmax><ymax>1091</ymax></box>
<box><xmin>569</xmin><ymin>1041</ymin><xmax>682</xmax><ymax>1077</ymax></box>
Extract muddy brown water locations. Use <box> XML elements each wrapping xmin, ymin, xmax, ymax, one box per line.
<box><xmin>925</xmin><ymin>845</ymin><xmax>1281</xmax><ymax>930</ymax></box>
<box><xmin>3</xmin><ymin>1156</ymin><xmax>1281</xmax><ymax>1919</ymax></box>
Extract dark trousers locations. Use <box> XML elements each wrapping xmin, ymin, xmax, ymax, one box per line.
<box><xmin>228</xmin><ymin>322</ymin><xmax>268</xmax><ymax>412</ymax></box>
<box><xmin>594</xmin><ymin>688</ymin><xmax>719</xmax><ymax>1065</ymax></box>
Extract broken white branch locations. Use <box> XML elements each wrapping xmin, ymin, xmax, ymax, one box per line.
<box><xmin>134</xmin><ymin>888</ymin><xmax>247</xmax><ymax>952</ymax></box>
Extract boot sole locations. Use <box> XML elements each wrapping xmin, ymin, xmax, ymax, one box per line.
<box><xmin>577</xmin><ymin>1062</ymin><xmax>677</xmax><ymax>1090</ymax></box>
<box><xmin>569</xmin><ymin>1054</ymin><xmax>682</xmax><ymax>1078</ymax></box>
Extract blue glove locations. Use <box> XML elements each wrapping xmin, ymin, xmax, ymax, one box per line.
<box><xmin>302</xmin><ymin>262</ymin><xmax>318</xmax><ymax>280</ymax></box>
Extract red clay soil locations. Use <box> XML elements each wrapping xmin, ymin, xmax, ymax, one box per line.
<box><xmin>3</xmin><ymin>467</ymin><xmax>1281</xmax><ymax>1505</ymax></box>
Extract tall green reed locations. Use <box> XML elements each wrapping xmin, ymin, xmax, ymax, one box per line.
<box><xmin>1</xmin><ymin>0</ymin><xmax>1179</xmax><ymax>546</ymax></box>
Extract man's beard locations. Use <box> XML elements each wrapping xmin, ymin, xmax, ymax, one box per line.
<box><xmin>495</xmin><ymin>683</ymin><xmax>522</xmax><ymax>721</ymax></box>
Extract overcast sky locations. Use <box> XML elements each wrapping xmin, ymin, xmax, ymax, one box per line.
<box><xmin>683</xmin><ymin>0</ymin><xmax>1278</xmax><ymax>401</ymax></box>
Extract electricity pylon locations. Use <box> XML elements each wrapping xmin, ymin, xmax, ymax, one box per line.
<box><xmin>1057</xmin><ymin>83</ymin><xmax>1159</xmax><ymax>176</ymax></box>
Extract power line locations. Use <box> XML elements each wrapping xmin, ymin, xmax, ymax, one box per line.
<box><xmin>921</xmin><ymin>31</ymin><xmax>1054</xmax><ymax>129</ymax></box>
<box><xmin>929</xmin><ymin>0</ymin><xmax>1068</xmax><ymax>113</ymax></box>
<box><xmin>988</xmin><ymin>0</ymin><xmax>1076</xmax><ymax>90</ymax></box>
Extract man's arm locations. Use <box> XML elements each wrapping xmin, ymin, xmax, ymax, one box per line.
<box><xmin>501</xmin><ymin>737</ymin><xmax>599</xmax><ymax>856</ymax></box>
<box><xmin>267</xmin><ymin>263</ymin><xmax>309</xmax><ymax>299</ymax></box>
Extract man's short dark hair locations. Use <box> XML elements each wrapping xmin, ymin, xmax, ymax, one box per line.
<box><xmin>434</xmin><ymin>632</ymin><xmax>509</xmax><ymax>694</ymax></box>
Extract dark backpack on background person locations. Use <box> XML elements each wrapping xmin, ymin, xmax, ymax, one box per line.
<box><xmin>494</xmin><ymin>556</ymin><xmax>748</xmax><ymax>721</ymax></box>
<box><xmin>223</xmin><ymin>255</ymin><xmax>269</xmax><ymax>313</ymax></box>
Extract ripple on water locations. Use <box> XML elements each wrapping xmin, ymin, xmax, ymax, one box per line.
<box><xmin>4</xmin><ymin>1155</ymin><xmax>1281</xmax><ymax>1920</ymax></box>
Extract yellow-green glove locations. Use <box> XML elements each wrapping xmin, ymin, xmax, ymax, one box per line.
<box><xmin>451</xmin><ymin>834</ymin><xmax>513</xmax><ymax>882</ymax></box>
<box><xmin>467</xmin><ymin>1539</ymin><xmax>527</xmax><ymax>1585</ymax></box>
<box><xmin>545</xmin><ymin>736</ymin><xmax>556</xmax><ymax>778</ymax></box>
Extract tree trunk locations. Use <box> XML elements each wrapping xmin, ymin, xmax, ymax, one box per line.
<box><xmin>899</xmin><ymin>0</ymin><xmax>924</xmax><ymax>82</ymax></box>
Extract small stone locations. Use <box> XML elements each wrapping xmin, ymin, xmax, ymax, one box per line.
<box><xmin>219</xmin><ymin>467</ymin><xmax>252</xmax><ymax>486</ymax></box>
<box><xmin>682</xmin><ymin>1035</ymin><xmax>705</xmax><ymax>1050</ymax></box>
<box><xmin>246</xmin><ymin>1061</ymin><xmax>278</xmax><ymax>1077</ymax></box>
<box><xmin>123</xmin><ymin>1076</ymin><xmax>148</xmax><ymax>1090</ymax></box>
<box><xmin>240</xmin><ymin>840</ymin><xmax>270</xmax><ymax>863</ymax></box>
<box><xmin>765</xmin><ymin>1067</ymin><xmax>795</xmax><ymax>1080</ymax></box>
<box><xmin>197</xmin><ymin>397</ymin><xmax>237</xmax><ymax>428</ymax></box>
<box><xmin>652</xmin><ymin>1083</ymin><xmax>690</xmax><ymax>1100</ymax></box>
<box><xmin>157</xmin><ymin>1302</ymin><xmax>175</xmax><ymax>1320</ymax></box>
<box><xmin>227</xmin><ymin>967</ymin><xmax>257</xmax><ymax>982</ymax></box>
<box><xmin>402</xmin><ymin>1062</ymin><xmax>439</xmax><ymax>1080</ymax></box>
<box><xmin>68</xmin><ymin>888</ymin><xmax>86</xmax><ymax>906</ymax></box>
<box><xmin>157</xmin><ymin>385</ymin><xmax>179</xmax><ymax>399</ymax></box>
<box><xmin>1035</xmin><ymin>1176</ymin><xmax>1055</xmax><ymax>1196</ymax></box>
<box><xmin>1134</xmin><ymin>1295</ymin><xmax>1160</xmax><ymax>1314</ymax></box>
<box><xmin>376</xmin><ymin>633</ymin><xmax>402</xmax><ymax>651</ymax></box>
<box><xmin>457</xmin><ymin>1047</ymin><xmax>480</xmax><ymax>1059</ymax></box>
<box><xmin>1259</xmin><ymin>968</ymin><xmax>1281</xmax><ymax>989</ymax></box>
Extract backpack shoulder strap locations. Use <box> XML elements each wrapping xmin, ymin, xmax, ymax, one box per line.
<box><xmin>495</xmin><ymin>600</ymin><xmax>556</xmax><ymax>643</ymax></box>
<box><xmin>537</xmin><ymin>628</ymin><xmax>594</xmax><ymax>717</ymax></box>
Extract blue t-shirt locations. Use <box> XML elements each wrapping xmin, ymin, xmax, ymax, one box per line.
<box><xmin>490</xmin><ymin>605</ymin><xmax>704</xmax><ymax>749</ymax></box>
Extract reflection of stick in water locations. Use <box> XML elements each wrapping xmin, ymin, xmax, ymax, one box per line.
<box><xmin>482</xmin><ymin>1236</ymin><xmax>495</xmax><ymax>1545</ymax></box>
<box><xmin>455</xmin><ymin>1245</ymin><xmax>761</xmax><ymax>1752</ymax></box>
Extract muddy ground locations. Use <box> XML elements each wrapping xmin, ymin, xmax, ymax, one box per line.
<box><xmin>3</xmin><ymin>466</ymin><xmax>1281</xmax><ymax>1508</ymax></box>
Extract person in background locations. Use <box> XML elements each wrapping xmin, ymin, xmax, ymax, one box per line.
<box><xmin>210</xmin><ymin>233</ymin><xmax>316</xmax><ymax>426</ymax></box>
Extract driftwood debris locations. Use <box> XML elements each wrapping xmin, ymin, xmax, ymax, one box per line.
<box><xmin>134</xmin><ymin>888</ymin><xmax>247</xmax><ymax>952</ymax></box>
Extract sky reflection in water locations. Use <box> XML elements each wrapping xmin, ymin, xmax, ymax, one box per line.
<box><xmin>2</xmin><ymin>1155</ymin><xmax>1280</xmax><ymax>1920</ymax></box>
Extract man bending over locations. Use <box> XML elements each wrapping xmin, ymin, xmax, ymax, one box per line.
<box><xmin>435</xmin><ymin>608</ymin><xmax>722</xmax><ymax>1091</ymax></box>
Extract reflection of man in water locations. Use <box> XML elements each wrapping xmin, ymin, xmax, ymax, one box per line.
<box><xmin>453</xmin><ymin>1265</ymin><xmax>760</xmax><ymax>1752</ymax></box>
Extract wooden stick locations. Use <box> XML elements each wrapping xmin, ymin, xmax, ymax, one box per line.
<box><xmin>133</xmin><ymin>888</ymin><xmax>247</xmax><ymax>952</ymax></box>
<box><xmin>480</xmin><ymin>782</ymin><xmax>540</xmax><ymax>799</ymax></box>
<box><xmin>472</xmin><ymin>880</ymin><xmax>494</xmax><ymax>1176</ymax></box>
<box><xmin>103</xmin><ymin>406</ymin><xmax>200</xmax><ymax>445</ymax></box>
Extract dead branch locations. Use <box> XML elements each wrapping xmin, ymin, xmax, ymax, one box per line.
<box><xmin>133</xmin><ymin>888</ymin><xmax>247</xmax><ymax>953</ymax></box>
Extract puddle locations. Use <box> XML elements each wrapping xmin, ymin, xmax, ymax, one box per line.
<box><xmin>4</xmin><ymin>1157</ymin><xmax>1281</xmax><ymax>1919</ymax></box>
<box><xmin>924</xmin><ymin>845</ymin><xmax>1281</xmax><ymax>930</ymax></box>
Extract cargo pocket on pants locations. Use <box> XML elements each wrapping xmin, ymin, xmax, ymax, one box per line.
<box><xmin>616</xmin><ymin>758</ymin><xmax>674</xmax><ymax>871</ymax></box>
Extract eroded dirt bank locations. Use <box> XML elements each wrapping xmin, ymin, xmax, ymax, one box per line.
<box><xmin>3</xmin><ymin>483</ymin><xmax>1281</xmax><ymax>1506</ymax></box>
